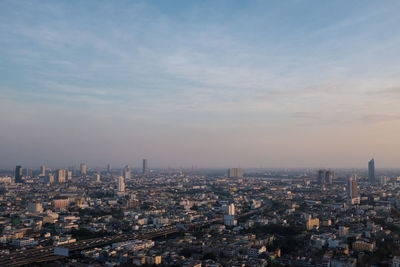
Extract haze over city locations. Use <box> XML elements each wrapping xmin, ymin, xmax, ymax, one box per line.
<box><xmin>1</xmin><ymin>0</ymin><xmax>400</xmax><ymax>168</ymax></box>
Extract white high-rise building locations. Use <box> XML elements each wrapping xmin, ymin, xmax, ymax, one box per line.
<box><xmin>117</xmin><ymin>176</ymin><xmax>125</xmax><ymax>193</ymax></box>
<box><xmin>228</xmin><ymin>203</ymin><xmax>235</xmax><ymax>215</ymax></box>
<box><xmin>224</xmin><ymin>203</ymin><xmax>237</xmax><ymax>226</ymax></box>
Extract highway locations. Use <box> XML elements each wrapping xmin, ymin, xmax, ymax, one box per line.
<box><xmin>0</xmin><ymin>207</ymin><xmax>265</xmax><ymax>266</ymax></box>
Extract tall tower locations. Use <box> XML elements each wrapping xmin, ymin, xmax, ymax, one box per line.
<box><xmin>368</xmin><ymin>158</ymin><xmax>375</xmax><ymax>184</ymax></box>
<box><xmin>348</xmin><ymin>175</ymin><xmax>360</xmax><ymax>204</ymax></box>
<box><xmin>123</xmin><ymin>165</ymin><xmax>131</xmax><ymax>180</ymax></box>
<box><xmin>117</xmin><ymin>176</ymin><xmax>125</xmax><ymax>192</ymax></box>
<box><xmin>142</xmin><ymin>159</ymin><xmax>148</xmax><ymax>175</ymax></box>
<box><xmin>15</xmin><ymin>165</ymin><xmax>23</xmax><ymax>183</ymax></box>
<box><xmin>56</xmin><ymin>169</ymin><xmax>66</xmax><ymax>183</ymax></box>
<box><xmin>40</xmin><ymin>165</ymin><xmax>46</xmax><ymax>177</ymax></box>
<box><xmin>317</xmin><ymin>169</ymin><xmax>326</xmax><ymax>185</ymax></box>
<box><xmin>348</xmin><ymin>176</ymin><xmax>358</xmax><ymax>199</ymax></box>
<box><xmin>80</xmin><ymin>163</ymin><xmax>87</xmax><ymax>175</ymax></box>
<box><xmin>107</xmin><ymin>163</ymin><xmax>111</xmax><ymax>173</ymax></box>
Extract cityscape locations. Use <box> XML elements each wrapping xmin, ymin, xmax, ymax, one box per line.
<box><xmin>1</xmin><ymin>160</ymin><xmax>400</xmax><ymax>266</ymax></box>
<box><xmin>1</xmin><ymin>0</ymin><xmax>400</xmax><ymax>266</ymax></box>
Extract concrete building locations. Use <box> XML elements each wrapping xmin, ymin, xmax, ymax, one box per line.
<box><xmin>348</xmin><ymin>175</ymin><xmax>360</xmax><ymax>204</ymax></box>
<box><xmin>53</xmin><ymin>199</ymin><xmax>69</xmax><ymax>209</ymax></box>
<box><xmin>317</xmin><ymin>169</ymin><xmax>334</xmax><ymax>185</ymax></box>
<box><xmin>228</xmin><ymin>168</ymin><xmax>243</xmax><ymax>178</ymax></box>
<box><xmin>15</xmin><ymin>165</ymin><xmax>23</xmax><ymax>183</ymax></box>
<box><xmin>56</xmin><ymin>169</ymin><xmax>66</xmax><ymax>183</ymax></box>
<box><xmin>123</xmin><ymin>165</ymin><xmax>131</xmax><ymax>180</ymax></box>
<box><xmin>80</xmin><ymin>163</ymin><xmax>87</xmax><ymax>175</ymax></box>
<box><xmin>39</xmin><ymin>165</ymin><xmax>46</xmax><ymax>177</ymax></box>
<box><xmin>339</xmin><ymin>226</ymin><xmax>349</xmax><ymax>237</ymax></box>
<box><xmin>28</xmin><ymin>203</ymin><xmax>43</xmax><ymax>214</ymax></box>
<box><xmin>117</xmin><ymin>176</ymin><xmax>125</xmax><ymax>194</ymax></box>
<box><xmin>223</xmin><ymin>203</ymin><xmax>237</xmax><ymax>226</ymax></box>
<box><xmin>66</xmin><ymin>170</ymin><xmax>72</xmax><ymax>180</ymax></box>
<box><xmin>368</xmin><ymin>158</ymin><xmax>375</xmax><ymax>183</ymax></box>
<box><xmin>306</xmin><ymin>216</ymin><xmax>320</xmax><ymax>230</ymax></box>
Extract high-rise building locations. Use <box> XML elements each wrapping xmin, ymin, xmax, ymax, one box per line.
<box><xmin>56</xmin><ymin>169</ymin><xmax>66</xmax><ymax>183</ymax></box>
<box><xmin>80</xmin><ymin>163</ymin><xmax>87</xmax><ymax>175</ymax></box>
<box><xmin>317</xmin><ymin>169</ymin><xmax>325</xmax><ymax>184</ymax></box>
<box><xmin>228</xmin><ymin>203</ymin><xmax>235</xmax><ymax>215</ymax></box>
<box><xmin>107</xmin><ymin>163</ymin><xmax>111</xmax><ymax>173</ymax></box>
<box><xmin>223</xmin><ymin>203</ymin><xmax>237</xmax><ymax>226</ymax></box>
<box><xmin>348</xmin><ymin>176</ymin><xmax>358</xmax><ymax>199</ymax></box>
<box><xmin>348</xmin><ymin>175</ymin><xmax>360</xmax><ymax>204</ymax></box>
<box><xmin>368</xmin><ymin>158</ymin><xmax>375</xmax><ymax>184</ymax></box>
<box><xmin>143</xmin><ymin>159</ymin><xmax>148</xmax><ymax>175</ymax></box>
<box><xmin>317</xmin><ymin>169</ymin><xmax>334</xmax><ymax>185</ymax></box>
<box><xmin>15</xmin><ymin>165</ymin><xmax>23</xmax><ymax>183</ymax></box>
<box><xmin>40</xmin><ymin>165</ymin><xmax>46</xmax><ymax>177</ymax></box>
<box><xmin>117</xmin><ymin>176</ymin><xmax>125</xmax><ymax>193</ymax></box>
<box><xmin>123</xmin><ymin>165</ymin><xmax>131</xmax><ymax>180</ymax></box>
<box><xmin>47</xmin><ymin>173</ymin><xmax>55</xmax><ymax>183</ymax></box>
<box><xmin>66</xmin><ymin>170</ymin><xmax>72</xmax><ymax>180</ymax></box>
<box><xmin>228</xmin><ymin>168</ymin><xmax>243</xmax><ymax>178</ymax></box>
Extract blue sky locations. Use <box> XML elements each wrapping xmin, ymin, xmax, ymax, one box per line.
<box><xmin>1</xmin><ymin>0</ymin><xmax>400</xmax><ymax>168</ymax></box>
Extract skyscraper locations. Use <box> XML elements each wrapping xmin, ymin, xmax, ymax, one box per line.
<box><xmin>107</xmin><ymin>163</ymin><xmax>111</xmax><ymax>173</ymax></box>
<box><xmin>117</xmin><ymin>176</ymin><xmax>125</xmax><ymax>193</ymax></box>
<box><xmin>317</xmin><ymin>169</ymin><xmax>334</xmax><ymax>185</ymax></box>
<box><xmin>348</xmin><ymin>176</ymin><xmax>359</xmax><ymax>199</ymax></box>
<box><xmin>15</xmin><ymin>165</ymin><xmax>23</xmax><ymax>183</ymax></box>
<box><xmin>368</xmin><ymin>158</ymin><xmax>375</xmax><ymax>184</ymax></box>
<box><xmin>56</xmin><ymin>169</ymin><xmax>66</xmax><ymax>183</ymax></box>
<box><xmin>142</xmin><ymin>159</ymin><xmax>148</xmax><ymax>175</ymax></box>
<box><xmin>40</xmin><ymin>165</ymin><xmax>46</xmax><ymax>177</ymax></box>
<box><xmin>228</xmin><ymin>168</ymin><xmax>243</xmax><ymax>178</ymax></box>
<box><xmin>123</xmin><ymin>165</ymin><xmax>131</xmax><ymax>180</ymax></box>
<box><xmin>66</xmin><ymin>170</ymin><xmax>72</xmax><ymax>180</ymax></box>
<box><xmin>80</xmin><ymin>163</ymin><xmax>87</xmax><ymax>175</ymax></box>
<box><xmin>348</xmin><ymin>175</ymin><xmax>360</xmax><ymax>204</ymax></box>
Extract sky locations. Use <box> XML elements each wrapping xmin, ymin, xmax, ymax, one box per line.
<box><xmin>1</xmin><ymin>0</ymin><xmax>400</xmax><ymax>169</ymax></box>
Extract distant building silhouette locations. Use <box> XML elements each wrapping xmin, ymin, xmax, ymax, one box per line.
<box><xmin>80</xmin><ymin>163</ymin><xmax>87</xmax><ymax>175</ymax></box>
<box><xmin>143</xmin><ymin>159</ymin><xmax>148</xmax><ymax>175</ymax></box>
<box><xmin>39</xmin><ymin>165</ymin><xmax>46</xmax><ymax>177</ymax></box>
<box><xmin>368</xmin><ymin>158</ymin><xmax>375</xmax><ymax>183</ymax></box>
<box><xmin>228</xmin><ymin>168</ymin><xmax>243</xmax><ymax>178</ymax></box>
<box><xmin>123</xmin><ymin>165</ymin><xmax>131</xmax><ymax>180</ymax></box>
<box><xmin>15</xmin><ymin>165</ymin><xmax>23</xmax><ymax>183</ymax></box>
<box><xmin>25</xmin><ymin>168</ymin><xmax>33</xmax><ymax>177</ymax></box>
<box><xmin>107</xmin><ymin>163</ymin><xmax>111</xmax><ymax>173</ymax></box>
<box><xmin>317</xmin><ymin>169</ymin><xmax>334</xmax><ymax>185</ymax></box>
